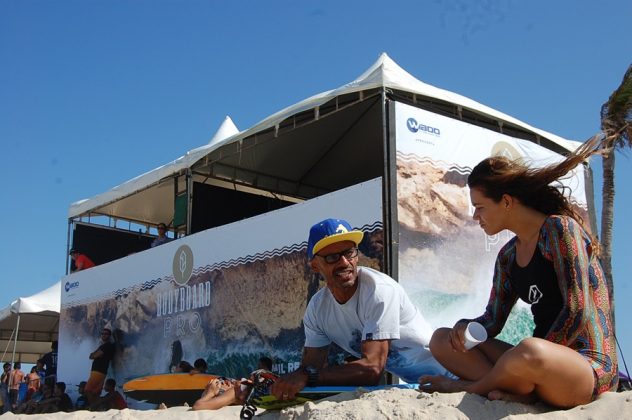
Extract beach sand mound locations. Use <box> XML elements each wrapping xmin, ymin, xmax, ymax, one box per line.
<box><xmin>2</xmin><ymin>389</ymin><xmax>631</xmax><ymax>419</ymax></box>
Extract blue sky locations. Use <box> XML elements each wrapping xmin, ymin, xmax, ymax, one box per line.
<box><xmin>1</xmin><ymin>1</ymin><xmax>631</xmax><ymax>370</ymax></box>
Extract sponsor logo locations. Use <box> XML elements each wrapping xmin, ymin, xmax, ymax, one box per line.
<box><xmin>335</xmin><ymin>224</ymin><xmax>349</xmax><ymax>234</ymax></box>
<box><xmin>64</xmin><ymin>281</ymin><xmax>79</xmax><ymax>292</ymax></box>
<box><xmin>406</xmin><ymin>117</ymin><xmax>441</xmax><ymax>136</ymax></box>
<box><xmin>491</xmin><ymin>141</ymin><xmax>521</xmax><ymax>160</ymax></box>
<box><xmin>172</xmin><ymin>245</ymin><xmax>194</xmax><ymax>286</ymax></box>
<box><xmin>528</xmin><ymin>285</ymin><xmax>543</xmax><ymax>304</ymax></box>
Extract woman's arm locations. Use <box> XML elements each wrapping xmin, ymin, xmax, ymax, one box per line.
<box><xmin>470</xmin><ymin>241</ymin><xmax>519</xmax><ymax>338</ymax></box>
<box><xmin>541</xmin><ymin>216</ymin><xmax>593</xmax><ymax>345</ymax></box>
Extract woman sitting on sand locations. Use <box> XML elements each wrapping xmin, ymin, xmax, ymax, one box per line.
<box><xmin>419</xmin><ymin>138</ymin><xmax>618</xmax><ymax>408</ymax></box>
<box><xmin>192</xmin><ymin>376</ymin><xmax>250</xmax><ymax>410</ymax></box>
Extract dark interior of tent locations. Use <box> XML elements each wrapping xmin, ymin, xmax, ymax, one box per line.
<box><xmin>70</xmin><ymin>89</ymin><xmax>387</xmax><ymax>267</ymax></box>
<box><xmin>69</xmin><ymin>86</ymin><xmax>568</xmax><ymax>269</ymax></box>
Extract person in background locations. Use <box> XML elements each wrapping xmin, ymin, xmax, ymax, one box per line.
<box><xmin>9</xmin><ymin>362</ymin><xmax>25</xmax><ymax>411</ymax></box>
<box><xmin>420</xmin><ymin>138</ymin><xmax>618</xmax><ymax>408</ymax></box>
<box><xmin>41</xmin><ymin>341</ymin><xmax>58</xmax><ymax>385</ymax></box>
<box><xmin>75</xmin><ymin>381</ymin><xmax>88</xmax><ymax>410</ymax></box>
<box><xmin>192</xmin><ymin>375</ymin><xmax>254</xmax><ymax>411</ymax></box>
<box><xmin>84</xmin><ymin>327</ymin><xmax>115</xmax><ymax>403</ymax></box>
<box><xmin>257</xmin><ymin>356</ymin><xmax>273</xmax><ymax>371</ymax></box>
<box><xmin>35</xmin><ymin>359</ymin><xmax>46</xmax><ymax>382</ymax></box>
<box><xmin>175</xmin><ymin>360</ymin><xmax>193</xmax><ymax>373</ymax></box>
<box><xmin>15</xmin><ymin>382</ymin><xmax>52</xmax><ymax>414</ymax></box>
<box><xmin>69</xmin><ymin>249</ymin><xmax>96</xmax><ymax>272</ymax></box>
<box><xmin>271</xmin><ymin>218</ymin><xmax>448</xmax><ymax>401</ymax></box>
<box><xmin>25</xmin><ymin>367</ymin><xmax>40</xmax><ymax>401</ymax></box>
<box><xmin>89</xmin><ymin>378</ymin><xmax>127</xmax><ymax>411</ymax></box>
<box><xmin>1</xmin><ymin>363</ymin><xmax>10</xmax><ymax>413</ymax></box>
<box><xmin>54</xmin><ymin>382</ymin><xmax>74</xmax><ymax>412</ymax></box>
<box><xmin>151</xmin><ymin>223</ymin><xmax>173</xmax><ymax>248</ymax></box>
<box><xmin>193</xmin><ymin>358</ymin><xmax>208</xmax><ymax>374</ymax></box>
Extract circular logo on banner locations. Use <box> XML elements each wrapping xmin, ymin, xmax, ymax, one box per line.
<box><xmin>491</xmin><ymin>141</ymin><xmax>521</xmax><ymax>160</ymax></box>
<box><xmin>172</xmin><ymin>245</ymin><xmax>194</xmax><ymax>286</ymax></box>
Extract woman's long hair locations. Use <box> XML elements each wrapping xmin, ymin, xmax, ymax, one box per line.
<box><xmin>467</xmin><ymin>137</ymin><xmax>601</xmax><ymax>228</ymax></box>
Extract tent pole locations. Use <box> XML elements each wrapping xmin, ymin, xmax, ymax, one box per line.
<box><xmin>66</xmin><ymin>219</ymin><xmax>73</xmax><ymax>274</ymax></box>
<box><xmin>186</xmin><ymin>168</ymin><xmax>193</xmax><ymax>235</ymax></box>
<box><xmin>381</xmin><ymin>87</ymin><xmax>398</xmax><ymax>281</ymax></box>
<box><xmin>8</xmin><ymin>313</ymin><xmax>20</xmax><ymax>390</ymax></box>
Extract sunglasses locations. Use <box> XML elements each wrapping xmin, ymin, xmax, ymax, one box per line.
<box><xmin>316</xmin><ymin>247</ymin><xmax>358</xmax><ymax>264</ymax></box>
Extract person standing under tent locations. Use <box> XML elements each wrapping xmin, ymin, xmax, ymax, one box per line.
<box><xmin>25</xmin><ymin>367</ymin><xmax>41</xmax><ymax>401</ymax></box>
<box><xmin>69</xmin><ymin>249</ymin><xmax>96</xmax><ymax>272</ymax></box>
<box><xmin>8</xmin><ymin>362</ymin><xmax>25</xmax><ymax>411</ymax></box>
<box><xmin>1</xmin><ymin>363</ymin><xmax>10</xmax><ymax>413</ymax></box>
<box><xmin>151</xmin><ymin>223</ymin><xmax>173</xmax><ymax>248</ymax></box>
<box><xmin>41</xmin><ymin>341</ymin><xmax>58</xmax><ymax>385</ymax></box>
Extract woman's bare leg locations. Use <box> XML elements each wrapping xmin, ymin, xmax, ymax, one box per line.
<box><xmin>429</xmin><ymin>327</ymin><xmax>513</xmax><ymax>380</ymax></box>
<box><xmin>424</xmin><ymin>336</ymin><xmax>595</xmax><ymax>408</ymax></box>
<box><xmin>465</xmin><ymin>337</ymin><xmax>595</xmax><ymax>408</ymax></box>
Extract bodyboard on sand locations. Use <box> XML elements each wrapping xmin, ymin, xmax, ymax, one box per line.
<box><xmin>251</xmin><ymin>384</ymin><xmax>419</xmax><ymax>410</ymax></box>
<box><xmin>123</xmin><ymin>373</ymin><xmax>218</xmax><ymax>406</ymax></box>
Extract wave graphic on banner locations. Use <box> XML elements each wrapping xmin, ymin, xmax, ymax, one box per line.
<box><xmin>397</xmin><ymin>151</ymin><xmax>473</xmax><ymax>175</ymax></box>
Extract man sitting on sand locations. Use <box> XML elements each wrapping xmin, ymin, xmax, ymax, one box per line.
<box><xmin>270</xmin><ymin>218</ymin><xmax>448</xmax><ymax>401</ymax></box>
<box><xmin>89</xmin><ymin>378</ymin><xmax>127</xmax><ymax>411</ymax></box>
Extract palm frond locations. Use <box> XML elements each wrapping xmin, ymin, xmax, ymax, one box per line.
<box><xmin>601</xmin><ymin>63</ymin><xmax>632</xmax><ymax>149</ymax></box>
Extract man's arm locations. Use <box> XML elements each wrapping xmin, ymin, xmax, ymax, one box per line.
<box><xmin>313</xmin><ymin>339</ymin><xmax>389</xmax><ymax>386</ymax></box>
<box><xmin>270</xmin><ymin>346</ymin><xmax>328</xmax><ymax>399</ymax></box>
<box><xmin>89</xmin><ymin>349</ymin><xmax>104</xmax><ymax>360</ymax></box>
<box><xmin>272</xmin><ymin>340</ymin><xmax>390</xmax><ymax>399</ymax></box>
<box><xmin>75</xmin><ymin>256</ymin><xmax>85</xmax><ymax>271</ymax></box>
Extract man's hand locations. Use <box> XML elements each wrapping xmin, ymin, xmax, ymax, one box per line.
<box><xmin>270</xmin><ymin>369</ymin><xmax>308</xmax><ymax>401</ymax></box>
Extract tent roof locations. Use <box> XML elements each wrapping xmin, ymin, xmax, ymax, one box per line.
<box><xmin>68</xmin><ymin>53</ymin><xmax>579</xmax><ymax>223</ymax></box>
<box><xmin>209</xmin><ymin>115</ymin><xmax>239</xmax><ymax>146</ymax></box>
<box><xmin>0</xmin><ymin>282</ymin><xmax>60</xmax><ymax>363</ymax></box>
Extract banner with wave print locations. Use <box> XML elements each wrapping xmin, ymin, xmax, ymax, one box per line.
<box><xmin>58</xmin><ymin>178</ymin><xmax>383</xmax><ymax>405</ymax></box>
<box><xmin>393</xmin><ymin>101</ymin><xmax>587</xmax><ymax>344</ymax></box>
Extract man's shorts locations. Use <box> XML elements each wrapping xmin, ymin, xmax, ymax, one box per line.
<box><xmin>84</xmin><ymin>371</ymin><xmax>106</xmax><ymax>396</ymax></box>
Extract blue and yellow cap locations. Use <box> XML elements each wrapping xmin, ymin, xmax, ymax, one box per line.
<box><xmin>307</xmin><ymin>218</ymin><xmax>364</xmax><ymax>260</ymax></box>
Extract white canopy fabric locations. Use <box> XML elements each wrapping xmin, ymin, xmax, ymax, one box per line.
<box><xmin>0</xmin><ymin>282</ymin><xmax>60</xmax><ymax>364</ymax></box>
<box><xmin>209</xmin><ymin>115</ymin><xmax>239</xmax><ymax>146</ymax></box>
<box><xmin>68</xmin><ymin>53</ymin><xmax>580</xmax><ymax>223</ymax></box>
<box><xmin>68</xmin><ymin>117</ymin><xmax>241</xmax><ymax>224</ymax></box>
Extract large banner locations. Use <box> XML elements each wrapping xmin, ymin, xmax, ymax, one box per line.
<box><xmin>59</xmin><ymin>178</ymin><xmax>384</xmax><ymax>404</ymax></box>
<box><xmin>394</xmin><ymin>101</ymin><xmax>587</xmax><ymax>343</ymax></box>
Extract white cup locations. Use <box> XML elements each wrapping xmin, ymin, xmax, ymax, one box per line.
<box><xmin>463</xmin><ymin>322</ymin><xmax>487</xmax><ymax>350</ymax></box>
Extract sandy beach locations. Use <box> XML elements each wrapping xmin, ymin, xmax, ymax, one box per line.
<box><xmin>2</xmin><ymin>388</ymin><xmax>630</xmax><ymax>419</ymax></box>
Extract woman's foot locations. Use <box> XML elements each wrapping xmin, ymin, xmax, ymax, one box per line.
<box><xmin>488</xmin><ymin>390</ymin><xmax>538</xmax><ymax>404</ymax></box>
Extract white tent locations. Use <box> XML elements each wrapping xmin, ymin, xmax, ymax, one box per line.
<box><xmin>0</xmin><ymin>282</ymin><xmax>60</xmax><ymax>364</ymax></box>
<box><xmin>68</xmin><ymin>53</ymin><xmax>580</xmax><ymax>229</ymax></box>
<box><xmin>209</xmin><ymin>115</ymin><xmax>239</xmax><ymax>146</ymax></box>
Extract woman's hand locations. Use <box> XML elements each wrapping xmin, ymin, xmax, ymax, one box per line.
<box><xmin>450</xmin><ymin>321</ymin><xmax>469</xmax><ymax>352</ymax></box>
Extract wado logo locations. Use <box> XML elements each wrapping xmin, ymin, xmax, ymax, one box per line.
<box><xmin>406</xmin><ymin>118</ymin><xmax>441</xmax><ymax>136</ymax></box>
<box><xmin>65</xmin><ymin>281</ymin><xmax>79</xmax><ymax>292</ymax></box>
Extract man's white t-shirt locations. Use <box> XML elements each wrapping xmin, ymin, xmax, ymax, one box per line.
<box><xmin>303</xmin><ymin>266</ymin><xmax>447</xmax><ymax>383</ymax></box>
